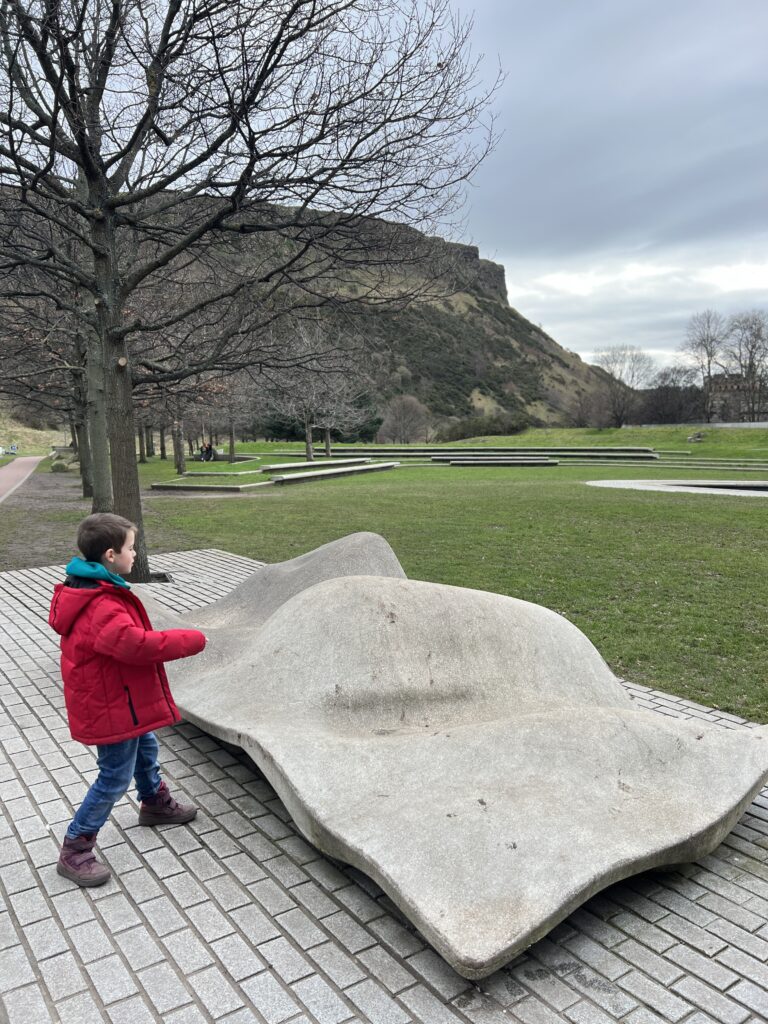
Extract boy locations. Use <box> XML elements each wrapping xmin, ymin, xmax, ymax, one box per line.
<box><xmin>49</xmin><ymin>513</ymin><xmax>207</xmax><ymax>886</ymax></box>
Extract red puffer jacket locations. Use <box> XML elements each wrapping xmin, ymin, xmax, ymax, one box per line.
<box><xmin>48</xmin><ymin>580</ymin><xmax>205</xmax><ymax>745</ymax></box>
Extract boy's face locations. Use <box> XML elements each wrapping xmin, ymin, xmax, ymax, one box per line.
<box><xmin>102</xmin><ymin>529</ymin><xmax>136</xmax><ymax>577</ymax></box>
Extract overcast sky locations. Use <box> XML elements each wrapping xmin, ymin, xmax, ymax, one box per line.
<box><xmin>452</xmin><ymin>0</ymin><xmax>768</xmax><ymax>367</ymax></box>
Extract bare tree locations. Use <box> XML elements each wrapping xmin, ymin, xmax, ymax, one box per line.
<box><xmin>680</xmin><ymin>310</ymin><xmax>728</xmax><ymax>421</ymax></box>
<box><xmin>720</xmin><ymin>310</ymin><xmax>768</xmax><ymax>422</ymax></box>
<box><xmin>639</xmin><ymin>364</ymin><xmax>704</xmax><ymax>424</ymax></box>
<box><xmin>260</xmin><ymin>318</ymin><xmax>366</xmax><ymax>460</ymax></box>
<box><xmin>592</xmin><ymin>345</ymin><xmax>655</xmax><ymax>427</ymax></box>
<box><xmin>0</xmin><ymin>0</ymin><xmax>496</xmax><ymax>578</ymax></box>
<box><xmin>378</xmin><ymin>394</ymin><xmax>431</xmax><ymax>442</ymax></box>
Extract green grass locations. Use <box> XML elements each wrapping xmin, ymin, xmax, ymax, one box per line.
<box><xmin>6</xmin><ymin>430</ymin><xmax>768</xmax><ymax>722</ymax></box>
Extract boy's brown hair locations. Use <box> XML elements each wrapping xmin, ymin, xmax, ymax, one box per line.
<box><xmin>77</xmin><ymin>513</ymin><xmax>137</xmax><ymax>563</ymax></box>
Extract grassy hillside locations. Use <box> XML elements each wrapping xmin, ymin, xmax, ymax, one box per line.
<box><xmin>0</xmin><ymin>405</ymin><xmax>62</xmax><ymax>454</ymax></box>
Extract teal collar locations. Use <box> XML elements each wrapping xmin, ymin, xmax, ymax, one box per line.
<box><xmin>65</xmin><ymin>556</ymin><xmax>131</xmax><ymax>589</ymax></box>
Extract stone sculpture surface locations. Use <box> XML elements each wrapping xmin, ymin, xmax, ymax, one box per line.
<box><xmin>139</xmin><ymin>532</ymin><xmax>768</xmax><ymax>978</ymax></box>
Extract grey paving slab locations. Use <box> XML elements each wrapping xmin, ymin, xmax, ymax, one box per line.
<box><xmin>2</xmin><ymin>550</ymin><xmax>768</xmax><ymax>1022</ymax></box>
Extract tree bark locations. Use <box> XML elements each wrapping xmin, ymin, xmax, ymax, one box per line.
<box><xmin>324</xmin><ymin>427</ymin><xmax>332</xmax><ymax>457</ymax></box>
<box><xmin>228</xmin><ymin>419</ymin><xmax>236</xmax><ymax>462</ymax></box>
<box><xmin>86</xmin><ymin>335</ymin><xmax>113</xmax><ymax>513</ymax></box>
<box><xmin>159</xmin><ymin>425</ymin><xmax>167</xmax><ymax>460</ymax></box>
<box><xmin>172</xmin><ymin>419</ymin><xmax>186</xmax><ymax>475</ymax></box>
<box><xmin>137</xmin><ymin>426</ymin><xmax>147</xmax><ymax>464</ymax></box>
<box><xmin>304</xmin><ymin>417</ymin><xmax>314</xmax><ymax>461</ymax></box>
<box><xmin>104</xmin><ymin>341</ymin><xmax>149</xmax><ymax>582</ymax></box>
<box><xmin>145</xmin><ymin>425</ymin><xmax>155</xmax><ymax>457</ymax></box>
<box><xmin>69</xmin><ymin>413</ymin><xmax>78</xmax><ymax>453</ymax></box>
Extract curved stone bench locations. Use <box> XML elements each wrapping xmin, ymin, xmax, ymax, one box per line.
<box><xmin>140</xmin><ymin>534</ymin><xmax>768</xmax><ymax>979</ymax></box>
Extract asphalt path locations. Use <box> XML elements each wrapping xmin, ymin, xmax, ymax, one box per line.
<box><xmin>0</xmin><ymin>456</ymin><xmax>44</xmax><ymax>505</ymax></box>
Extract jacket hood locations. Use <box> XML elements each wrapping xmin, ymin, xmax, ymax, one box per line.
<box><xmin>48</xmin><ymin>580</ymin><xmax>116</xmax><ymax>637</ymax></box>
<box><xmin>66</xmin><ymin>556</ymin><xmax>130</xmax><ymax>589</ymax></box>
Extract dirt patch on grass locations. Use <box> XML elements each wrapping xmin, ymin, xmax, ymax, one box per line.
<box><xmin>0</xmin><ymin>471</ymin><xmax>90</xmax><ymax>569</ymax></box>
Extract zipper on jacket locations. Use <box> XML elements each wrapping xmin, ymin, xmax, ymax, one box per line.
<box><xmin>124</xmin><ymin>686</ymin><xmax>139</xmax><ymax>727</ymax></box>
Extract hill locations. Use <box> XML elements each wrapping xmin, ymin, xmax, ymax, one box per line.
<box><xmin>358</xmin><ymin>240</ymin><xmax>607</xmax><ymax>425</ymax></box>
<box><xmin>0</xmin><ymin>404</ymin><xmax>62</xmax><ymax>454</ymax></box>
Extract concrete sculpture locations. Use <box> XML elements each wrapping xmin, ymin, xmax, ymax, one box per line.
<box><xmin>139</xmin><ymin>533</ymin><xmax>768</xmax><ymax>978</ymax></box>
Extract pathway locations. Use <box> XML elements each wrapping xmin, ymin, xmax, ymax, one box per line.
<box><xmin>1</xmin><ymin>550</ymin><xmax>767</xmax><ymax>1023</ymax></box>
<box><xmin>0</xmin><ymin>457</ymin><xmax>44</xmax><ymax>505</ymax></box>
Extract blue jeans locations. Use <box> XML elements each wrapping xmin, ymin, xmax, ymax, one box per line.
<box><xmin>66</xmin><ymin>732</ymin><xmax>162</xmax><ymax>838</ymax></box>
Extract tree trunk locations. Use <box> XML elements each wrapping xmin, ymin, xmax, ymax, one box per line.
<box><xmin>304</xmin><ymin>417</ymin><xmax>314</xmax><ymax>461</ymax></box>
<box><xmin>187</xmin><ymin>436</ymin><xmax>194</xmax><ymax>456</ymax></box>
<box><xmin>105</xmin><ymin>342</ymin><xmax>149</xmax><ymax>582</ymax></box>
<box><xmin>137</xmin><ymin>426</ymin><xmax>147</xmax><ymax>463</ymax></box>
<box><xmin>85</xmin><ymin>335</ymin><xmax>113</xmax><ymax>513</ymax></box>
<box><xmin>69</xmin><ymin>412</ymin><xmax>79</xmax><ymax>453</ymax></box>
<box><xmin>324</xmin><ymin>427</ymin><xmax>332</xmax><ymax>457</ymax></box>
<box><xmin>228</xmin><ymin>418</ymin><xmax>236</xmax><ymax>462</ymax></box>
<box><xmin>145</xmin><ymin>424</ymin><xmax>155</xmax><ymax>457</ymax></box>
<box><xmin>173</xmin><ymin>420</ymin><xmax>187</xmax><ymax>475</ymax></box>
<box><xmin>159</xmin><ymin>425</ymin><xmax>167</xmax><ymax>460</ymax></box>
<box><xmin>70</xmin><ymin>344</ymin><xmax>93</xmax><ymax>499</ymax></box>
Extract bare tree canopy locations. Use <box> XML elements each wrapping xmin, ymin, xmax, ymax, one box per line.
<box><xmin>0</xmin><ymin>0</ymin><xmax>496</xmax><ymax>577</ymax></box>
<box><xmin>592</xmin><ymin>344</ymin><xmax>655</xmax><ymax>427</ymax></box>
<box><xmin>680</xmin><ymin>309</ymin><xmax>728</xmax><ymax>421</ymax></box>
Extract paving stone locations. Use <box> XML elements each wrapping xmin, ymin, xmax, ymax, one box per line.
<box><xmin>0</xmin><ymin>943</ymin><xmax>36</xmax><ymax>993</ymax></box>
<box><xmin>23</xmin><ymin>917</ymin><xmax>70</xmax><ymax>960</ymax></box>
<box><xmin>162</xmin><ymin>928</ymin><xmax>214</xmax><ymax>973</ymax></box>
<box><xmin>211</xmin><ymin>933</ymin><xmax>264</xmax><ymax>982</ymax></box>
<box><xmin>95</xmin><ymin>892</ymin><xmax>141</xmax><ymax>933</ymax></box>
<box><xmin>407</xmin><ymin>948</ymin><xmax>471</xmax><ymax>1000</ymax></box>
<box><xmin>291</xmin><ymin>974</ymin><xmax>354</xmax><ymax>1024</ymax></box>
<box><xmin>567</xmin><ymin>966</ymin><xmax>638</xmax><ymax>1017</ymax></box>
<box><xmin>114</xmin><ymin>925</ymin><xmax>165</xmax><ymax>971</ymax></box>
<box><xmin>138</xmin><ymin>961</ymin><xmax>193</xmax><ymax>1013</ymax></box>
<box><xmin>186</xmin><ymin>900</ymin><xmax>236</xmax><ymax>941</ymax></box>
<box><xmin>107</xmin><ymin>994</ymin><xmax>158</xmax><ymax>1024</ymax></box>
<box><xmin>56</xmin><ymin>990</ymin><xmax>104</xmax><ymax>1024</ymax></box>
<box><xmin>257</xmin><ymin>936</ymin><xmax>314</xmax><ymax>983</ymax></box>
<box><xmin>728</xmin><ymin>979</ymin><xmax>768</xmax><ymax>1018</ymax></box>
<box><xmin>511</xmin><ymin>960</ymin><xmax>581</xmax><ymax>1011</ymax></box>
<box><xmin>230</xmin><ymin>902</ymin><xmax>280</xmax><ymax>945</ymax></box>
<box><xmin>358</xmin><ymin>946</ymin><xmax>417</xmax><ymax>993</ymax></box>
<box><xmin>222</xmin><ymin>852</ymin><xmax>268</xmax><ymax>886</ymax></box>
<box><xmin>508</xmin><ymin>995</ymin><xmax>565</xmax><ymax>1024</ymax></box>
<box><xmin>240</xmin><ymin>970</ymin><xmax>301</xmax><ymax>1023</ymax></box>
<box><xmin>309</xmin><ymin>941</ymin><xmax>368</xmax><ymax>988</ymax></box>
<box><xmin>2</xmin><ymin>982</ymin><xmax>55</xmax><ymax>1024</ymax></box>
<box><xmin>277</xmin><ymin>907</ymin><xmax>327</xmax><ymax>949</ymax></box>
<box><xmin>87</xmin><ymin>953</ymin><xmax>139</xmax><ymax>1004</ymax></box>
<box><xmin>250</xmin><ymin>877</ymin><xmax>297</xmax><ymax>915</ymax></box>
<box><xmin>205</xmin><ymin>873</ymin><xmax>252</xmax><ymax>911</ymax></box>
<box><xmin>563</xmin><ymin>933</ymin><xmax>628</xmax><ymax>981</ymax></box>
<box><xmin>670</xmin><ymin>975</ymin><xmax>750</xmax><ymax>1024</ymax></box>
<box><xmin>618</xmin><ymin>969</ymin><xmax>692</xmax><ymax>1022</ymax></box>
<box><xmin>52</xmin><ymin>888</ymin><xmax>96</xmax><ymax>928</ymax></box>
<box><xmin>38</xmin><ymin>949</ymin><xmax>88</xmax><ymax>1000</ymax></box>
<box><xmin>139</xmin><ymin>893</ymin><xmax>186</xmax><ymax>936</ymax></box>
<box><xmin>164</xmin><ymin>872</ymin><xmax>209</xmax><ymax>907</ymax></box>
<box><xmin>188</xmin><ymin>963</ymin><xmax>244</xmax><ymax>1018</ymax></box>
<box><xmin>317</xmin><ymin>910</ymin><xmax>375</xmax><ymax>956</ymax></box>
<box><xmin>563</xmin><ymin>1000</ymin><xmax>618</xmax><ymax>1024</ymax></box>
<box><xmin>346</xmin><ymin>978</ymin><xmax>412</xmax><ymax>1024</ymax></box>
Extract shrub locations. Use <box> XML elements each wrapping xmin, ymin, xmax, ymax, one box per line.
<box><xmin>51</xmin><ymin>460</ymin><xmax>70</xmax><ymax>473</ymax></box>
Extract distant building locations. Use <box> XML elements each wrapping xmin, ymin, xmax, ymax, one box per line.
<box><xmin>709</xmin><ymin>373</ymin><xmax>767</xmax><ymax>422</ymax></box>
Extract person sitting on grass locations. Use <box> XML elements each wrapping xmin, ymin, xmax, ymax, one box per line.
<box><xmin>48</xmin><ymin>513</ymin><xmax>207</xmax><ymax>887</ymax></box>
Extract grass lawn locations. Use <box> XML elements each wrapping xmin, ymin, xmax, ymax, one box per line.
<box><xmin>4</xmin><ymin>431</ymin><xmax>767</xmax><ymax>722</ymax></box>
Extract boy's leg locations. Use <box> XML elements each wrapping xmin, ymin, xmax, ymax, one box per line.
<box><xmin>135</xmin><ymin>731</ymin><xmax>197</xmax><ymax>826</ymax></box>
<box><xmin>59</xmin><ymin>738</ymin><xmax>139</xmax><ymax>886</ymax></box>
<box><xmin>133</xmin><ymin>731</ymin><xmax>162</xmax><ymax>802</ymax></box>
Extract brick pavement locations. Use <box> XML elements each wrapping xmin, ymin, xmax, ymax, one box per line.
<box><xmin>1</xmin><ymin>549</ymin><xmax>767</xmax><ymax>1024</ymax></box>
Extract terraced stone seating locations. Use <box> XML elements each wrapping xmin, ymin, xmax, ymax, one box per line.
<box><xmin>446</xmin><ymin>458</ymin><xmax>559</xmax><ymax>466</ymax></box>
<box><xmin>138</xmin><ymin>533</ymin><xmax>768</xmax><ymax>980</ymax></box>
<box><xmin>270</xmin><ymin>462</ymin><xmax>399</xmax><ymax>484</ymax></box>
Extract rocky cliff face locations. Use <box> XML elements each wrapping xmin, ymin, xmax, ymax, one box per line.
<box><xmin>363</xmin><ymin>238</ymin><xmax>606</xmax><ymax>425</ymax></box>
